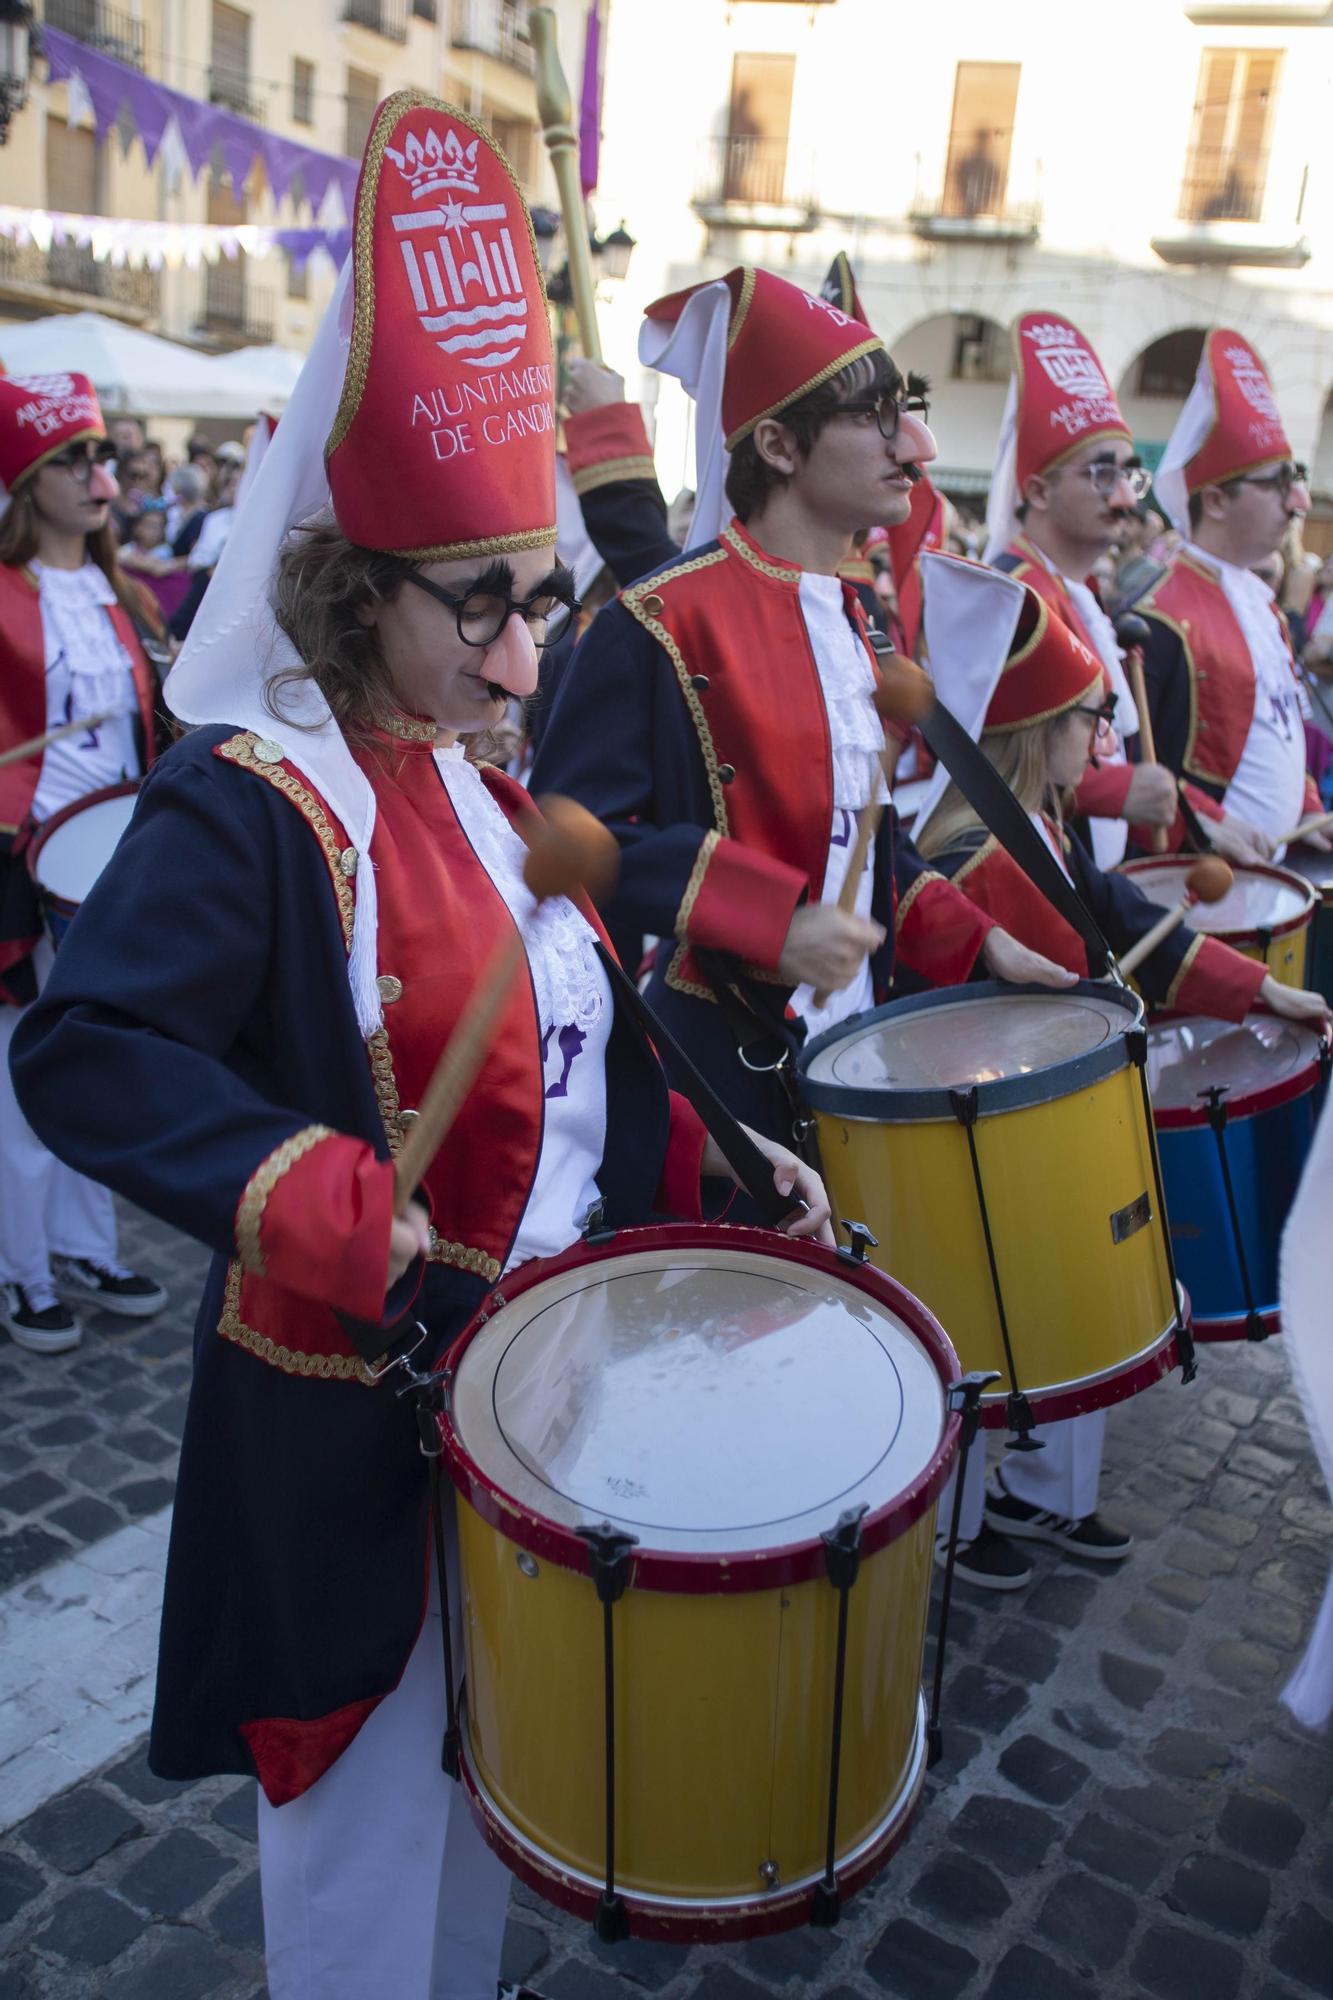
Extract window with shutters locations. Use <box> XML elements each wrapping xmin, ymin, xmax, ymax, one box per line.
<box><xmin>45</xmin><ymin>116</ymin><xmax>101</xmax><ymax>294</ymax></box>
<box><xmin>1179</xmin><ymin>47</ymin><xmax>1280</xmax><ymax>222</ymax></box>
<box><xmin>345</xmin><ymin>66</ymin><xmax>379</xmax><ymax>160</ymax></box>
<box><xmin>292</xmin><ymin>58</ymin><xmax>315</xmax><ymax>127</ymax></box>
<box><xmin>204</xmin><ymin>173</ymin><xmax>249</xmax><ymax>330</ymax></box>
<box><xmin>941</xmin><ymin>62</ymin><xmax>1020</xmax><ymax>219</ymax></box>
<box><xmin>722</xmin><ymin>52</ymin><xmax>796</xmax><ymax>205</ymax></box>
<box><xmin>210</xmin><ymin>2</ymin><xmax>255</xmax><ymax>117</ymax></box>
<box><xmin>488</xmin><ymin>112</ymin><xmax>535</xmax><ymax>187</ymax></box>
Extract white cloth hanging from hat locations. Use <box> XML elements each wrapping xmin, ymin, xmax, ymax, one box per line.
<box><xmin>910</xmin><ymin>552</ymin><xmax>1026</xmax><ymax>847</ymax></box>
<box><xmin>983</xmin><ymin>375</ymin><xmax>1021</xmax><ymax>566</ymax></box>
<box><xmin>1154</xmin><ymin>371</ymin><xmax>1214</xmax><ymax>538</ymax></box>
<box><xmin>1279</xmin><ymin>1093</ymin><xmax>1333</xmax><ymax>1731</ymax></box>
<box><xmin>637</xmin><ymin>279</ymin><xmax>732</xmax><ymax>551</ymax></box>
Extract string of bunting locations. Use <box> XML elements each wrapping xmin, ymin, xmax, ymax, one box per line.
<box><xmin>0</xmin><ymin>204</ymin><xmax>352</xmax><ymax>275</ymax></box>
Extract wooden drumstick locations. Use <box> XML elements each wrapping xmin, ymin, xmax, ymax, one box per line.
<box><xmin>0</xmin><ymin>711</ymin><xmax>119</xmax><ymax>769</ymax></box>
<box><xmin>810</xmin><ymin>670</ymin><xmax>931</xmax><ymax>1010</ymax></box>
<box><xmin>1275</xmin><ymin>807</ymin><xmax>1333</xmax><ymax>848</ymax></box>
<box><xmin>1116</xmin><ymin>857</ymin><xmax>1233</xmax><ymax>978</ymax></box>
<box><xmin>1116</xmin><ymin>613</ymin><xmax>1167</xmax><ymax>858</ymax></box>
<box><xmin>530</xmin><ymin>7</ymin><xmax>603</xmax><ymax>364</ymax></box>
<box><xmin>393</xmin><ymin>796</ymin><xmax>619</xmax><ymax>1211</ymax></box>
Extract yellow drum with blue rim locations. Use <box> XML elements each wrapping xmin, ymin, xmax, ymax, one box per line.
<box><xmin>438</xmin><ymin>1225</ymin><xmax>959</xmax><ymax>1941</ymax></box>
<box><xmin>797</xmin><ymin>981</ymin><xmax>1184</xmax><ymax>1429</ymax></box>
<box><xmin>1120</xmin><ymin>857</ymin><xmax>1315</xmax><ymax>990</ymax></box>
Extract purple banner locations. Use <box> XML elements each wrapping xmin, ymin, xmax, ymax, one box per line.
<box><xmin>273</xmin><ymin>227</ymin><xmax>353</xmax><ymax>273</ymax></box>
<box><xmin>43</xmin><ymin>28</ymin><xmax>358</xmax><ymax>215</ymax></box>
<box><xmin>578</xmin><ymin>4</ymin><xmax>600</xmax><ymax>197</ymax></box>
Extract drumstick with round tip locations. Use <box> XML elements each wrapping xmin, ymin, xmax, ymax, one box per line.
<box><xmin>1115</xmin><ymin>612</ymin><xmax>1168</xmax><ymax>857</ymax></box>
<box><xmin>392</xmin><ymin>797</ymin><xmax>619</xmax><ymax>1211</ymax></box>
<box><xmin>1276</xmin><ymin>807</ymin><xmax>1333</xmax><ymax>848</ymax></box>
<box><xmin>811</xmin><ymin>669</ymin><xmax>930</xmax><ymax>1010</ymax></box>
<box><xmin>1116</xmin><ymin>857</ymin><xmax>1234</xmax><ymax>978</ymax></box>
<box><xmin>0</xmin><ymin>711</ymin><xmax>120</xmax><ymax>770</ymax></box>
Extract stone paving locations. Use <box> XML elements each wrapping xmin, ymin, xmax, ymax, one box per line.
<box><xmin>1</xmin><ymin>1203</ymin><xmax>1332</xmax><ymax>1999</ymax></box>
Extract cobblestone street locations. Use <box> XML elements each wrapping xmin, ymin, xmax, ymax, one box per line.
<box><xmin>1</xmin><ymin>1201</ymin><xmax>1331</xmax><ymax>2000</ymax></box>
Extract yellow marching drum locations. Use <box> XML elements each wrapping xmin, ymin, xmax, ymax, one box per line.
<box><xmin>438</xmin><ymin>1226</ymin><xmax>959</xmax><ymax>1940</ymax></box>
<box><xmin>1120</xmin><ymin>856</ymin><xmax>1315</xmax><ymax>990</ymax></box>
<box><xmin>797</xmin><ymin>982</ymin><xmax>1186</xmax><ymax>1432</ymax></box>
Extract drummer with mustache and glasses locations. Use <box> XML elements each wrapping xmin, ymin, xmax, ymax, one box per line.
<box><xmin>1139</xmin><ymin>330</ymin><xmax>1331</xmax><ymax>869</ymax></box>
<box><xmin>9</xmin><ymin>97</ymin><xmax>831</xmax><ymax>2000</ymax></box>
<box><xmin>911</xmin><ymin>557</ymin><xmax>1329</xmax><ymax>1589</ymax></box>
<box><xmin>0</xmin><ymin>374</ymin><xmax>168</xmax><ymax>1354</ymax></box>
<box><xmin>531</xmin><ymin>268</ymin><xmax>1077</xmax><ymax>1177</ymax></box>
<box><xmin>985</xmin><ymin>311</ymin><xmax>1268</xmax><ymax>871</ymax></box>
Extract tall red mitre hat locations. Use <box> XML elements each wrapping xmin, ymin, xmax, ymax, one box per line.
<box><xmin>326</xmin><ymin>92</ymin><xmax>555</xmax><ymax>558</ymax></box>
<box><xmin>644</xmin><ymin>266</ymin><xmax>881</xmax><ymax>449</ymax></box>
<box><xmin>1013</xmin><ymin>311</ymin><xmax>1130</xmax><ymax>489</ymax></box>
<box><xmin>1184</xmin><ymin>329</ymin><xmax>1292</xmax><ymax>493</ymax></box>
<box><xmin>985</xmin><ymin>586</ymin><xmax>1103</xmax><ymax>732</ymax></box>
<box><xmin>0</xmin><ymin>371</ymin><xmax>104</xmax><ymax>492</ymax></box>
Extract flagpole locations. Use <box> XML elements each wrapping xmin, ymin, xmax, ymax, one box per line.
<box><xmin>529</xmin><ymin>5</ymin><xmax>603</xmax><ymax>363</ymax></box>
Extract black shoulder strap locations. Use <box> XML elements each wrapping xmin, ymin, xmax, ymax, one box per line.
<box><xmin>595</xmin><ymin>941</ymin><xmax>802</xmax><ymax>1228</ymax></box>
<box><xmin>919</xmin><ymin>695</ymin><xmax>1113</xmax><ymax>977</ymax></box>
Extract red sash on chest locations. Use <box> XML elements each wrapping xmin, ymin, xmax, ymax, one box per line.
<box><xmin>1139</xmin><ymin>554</ymin><xmax>1268</xmax><ymax>786</ymax></box>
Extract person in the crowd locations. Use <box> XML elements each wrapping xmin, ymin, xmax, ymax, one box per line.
<box><xmin>165</xmin><ymin>462</ymin><xmax>209</xmax><ymax>554</ymax></box>
<box><xmin>120</xmin><ymin>501</ymin><xmax>191</xmax><ymax>625</ymax></box>
<box><xmin>169</xmin><ymin>460</ymin><xmax>244</xmax><ymax>643</ymax></box>
<box><xmin>913</xmin><ymin>560</ymin><xmax>1328</xmax><ymax>1585</ymax></box>
<box><xmin>10</xmin><ymin>95</ymin><xmax>830</xmax><ymax>2000</ymax></box>
<box><xmin>1141</xmin><ymin>329</ymin><xmax>1331</xmax><ymax>864</ymax></box>
<box><xmin>532</xmin><ymin>266</ymin><xmax>1078</xmax><ymax>1174</ymax></box>
<box><xmin>0</xmin><ymin>373</ymin><xmax>168</xmax><ymax>1352</ymax></box>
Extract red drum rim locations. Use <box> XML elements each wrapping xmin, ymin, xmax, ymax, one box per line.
<box><xmin>1190</xmin><ymin>1305</ymin><xmax>1281</xmax><ymax>1343</ymax></box>
<box><xmin>438</xmin><ymin>1223</ymin><xmax>962</xmax><ymax>1593</ymax></box>
<box><xmin>979</xmin><ymin>1320</ymin><xmax>1182</xmax><ymax>1427</ymax></box>
<box><xmin>25</xmin><ymin>779</ymin><xmax>140</xmax><ymax>878</ymax></box>
<box><xmin>458</xmin><ymin>1690</ymin><xmax>929</xmax><ymax>1941</ymax></box>
<box><xmin>1120</xmin><ymin>856</ymin><xmax>1315</xmax><ymax>945</ymax></box>
<box><xmin>1151</xmin><ymin>1054</ymin><xmax>1325</xmax><ymax>1129</ymax></box>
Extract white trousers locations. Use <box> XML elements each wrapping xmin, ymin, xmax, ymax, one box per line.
<box><xmin>938</xmin><ymin>1412</ymin><xmax>1107</xmax><ymax>1540</ymax></box>
<box><xmin>258</xmin><ymin>1565</ymin><xmax>513</xmax><ymax>2000</ymax></box>
<box><xmin>0</xmin><ymin>941</ymin><xmax>118</xmax><ymax>1291</ymax></box>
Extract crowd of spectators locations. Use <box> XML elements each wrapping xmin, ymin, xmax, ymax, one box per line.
<box><xmin>105</xmin><ymin>417</ymin><xmax>247</xmax><ymax>643</ymax></box>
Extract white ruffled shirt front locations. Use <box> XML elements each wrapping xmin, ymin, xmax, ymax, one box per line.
<box><xmin>432</xmin><ymin>745</ymin><xmax>612</xmax><ymax>1271</ymax></box>
<box><xmin>789</xmin><ymin>573</ymin><xmax>886</xmax><ymax>1040</ymax></box>
<box><xmin>30</xmin><ymin>562</ymin><xmax>141</xmax><ymax>825</ymax></box>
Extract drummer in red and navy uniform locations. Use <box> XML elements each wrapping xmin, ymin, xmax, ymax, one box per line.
<box><xmin>11</xmin><ymin>95</ymin><xmax>829</xmax><ymax>2000</ymax></box>
<box><xmin>0</xmin><ymin>373</ymin><xmax>168</xmax><ymax>1353</ymax></box>
<box><xmin>531</xmin><ymin>267</ymin><xmax>1076</xmax><ymax>1165</ymax></box>
<box><xmin>912</xmin><ymin>554</ymin><xmax>1327</xmax><ymax>1587</ymax></box>
<box><xmin>984</xmin><ymin>312</ymin><xmax>1269</xmax><ymax>870</ymax></box>
<box><xmin>1141</xmin><ymin>330</ymin><xmax>1331</xmax><ymax>865</ymax></box>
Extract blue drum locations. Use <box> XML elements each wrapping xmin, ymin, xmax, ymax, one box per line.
<box><xmin>1284</xmin><ymin>849</ymin><xmax>1333</xmax><ymax>1009</ymax></box>
<box><xmin>1147</xmin><ymin>1013</ymin><xmax>1329</xmax><ymax>1340</ymax></box>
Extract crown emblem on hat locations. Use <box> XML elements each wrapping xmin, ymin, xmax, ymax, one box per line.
<box><xmin>12</xmin><ymin>372</ymin><xmax>78</xmax><ymax>402</ymax></box>
<box><xmin>1022</xmin><ymin>322</ymin><xmax>1081</xmax><ymax>351</ymax></box>
<box><xmin>385</xmin><ymin>125</ymin><xmax>480</xmax><ymax>202</ymax></box>
<box><xmin>1223</xmin><ymin>343</ymin><xmax>1280</xmax><ymax>423</ymax></box>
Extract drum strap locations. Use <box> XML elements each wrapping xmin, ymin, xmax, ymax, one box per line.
<box><xmin>918</xmin><ymin>695</ymin><xmax>1115</xmax><ymax>978</ymax></box>
<box><xmin>595</xmin><ymin>943</ymin><xmax>805</xmax><ymax>1229</ymax></box>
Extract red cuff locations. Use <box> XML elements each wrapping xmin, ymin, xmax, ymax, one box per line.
<box><xmin>1173</xmin><ymin>937</ymin><xmax>1268</xmax><ymax>1022</ymax></box>
<box><xmin>896</xmin><ymin>872</ymin><xmax>994</xmax><ymax>984</ymax></box>
<box><xmin>1075</xmin><ymin>762</ymin><xmax>1135</xmax><ymax>820</ymax></box>
<box><xmin>681</xmin><ymin>831</ymin><xmax>807</xmax><ymax>972</ymax></box>
<box><xmin>565</xmin><ymin>403</ymin><xmax>656</xmax><ymax>495</ymax></box>
<box><xmin>234</xmin><ymin>1127</ymin><xmax>395</xmax><ymax>1325</ymax></box>
<box><xmin>656</xmin><ymin>1091</ymin><xmax>708</xmax><ymax>1222</ymax></box>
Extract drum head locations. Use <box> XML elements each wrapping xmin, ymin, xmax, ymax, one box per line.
<box><xmin>1147</xmin><ymin>1013</ymin><xmax>1323</xmax><ymax>1114</ymax></box>
<box><xmin>449</xmin><ymin>1243</ymin><xmax>945</xmax><ymax>1557</ymax></box>
<box><xmin>804</xmin><ymin>989</ymin><xmax>1128</xmax><ymax>1097</ymax></box>
<box><xmin>1128</xmin><ymin>861</ymin><xmax>1311</xmax><ymax>936</ymax></box>
<box><xmin>31</xmin><ymin>793</ymin><xmax>137</xmax><ymax>902</ymax></box>
<box><xmin>1285</xmin><ymin>848</ymin><xmax>1333</xmax><ymax>897</ymax></box>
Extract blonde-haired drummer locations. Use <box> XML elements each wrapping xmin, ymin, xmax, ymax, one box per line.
<box><xmin>11</xmin><ymin>94</ymin><xmax>829</xmax><ymax>2000</ymax></box>
<box><xmin>914</xmin><ymin>557</ymin><xmax>1327</xmax><ymax>1588</ymax></box>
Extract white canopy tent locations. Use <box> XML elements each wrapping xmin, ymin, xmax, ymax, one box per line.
<box><xmin>207</xmin><ymin>343</ymin><xmax>306</xmax><ymax>410</ymax></box>
<box><xmin>0</xmin><ymin>312</ymin><xmax>277</xmax><ymax>419</ymax></box>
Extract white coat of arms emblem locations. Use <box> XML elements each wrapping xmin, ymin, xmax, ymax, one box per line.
<box><xmin>386</xmin><ymin>124</ymin><xmax>529</xmax><ymax>369</ymax></box>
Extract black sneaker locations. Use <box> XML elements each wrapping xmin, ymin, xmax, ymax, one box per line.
<box><xmin>0</xmin><ymin>1280</ymin><xmax>82</xmax><ymax>1354</ymax></box>
<box><xmin>986</xmin><ymin>1476</ymin><xmax>1133</xmax><ymax>1562</ymax></box>
<box><xmin>51</xmin><ymin>1256</ymin><xmax>168</xmax><ymax>1320</ymax></box>
<box><xmin>934</xmin><ymin>1523</ymin><xmax>1033</xmax><ymax>1592</ymax></box>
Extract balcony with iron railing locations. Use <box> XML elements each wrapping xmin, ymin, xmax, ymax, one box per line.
<box><xmin>1152</xmin><ymin>145</ymin><xmax>1310</xmax><ymax>266</ymax></box>
<box><xmin>195</xmin><ymin>264</ymin><xmax>275</xmax><ymax>347</ymax></box>
<box><xmin>450</xmin><ymin>0</ymin><xmax>534</xmax><ymax>73</ymax></box>
<box><xmin>43</xmin><ymin>0</ymin><xmax>146</xmax><ymax>71</ymax></box>
<box><xmin>0</xmin><ymin>234</ymin><xmax>159</xmax><ymax>317</ymax></box>
<box><xmin>342</xmin><ymin>0</ymin><xmax>410</xmax><ymax>42</ymax></box>
<box><xmin>692</xmin><ymin>135</ymin><xmax>817</xmax><ymax>230</ymax></box>
<box><xmin>208</xmin><ymin>65</ymin><xmax>267</xmax><ymax>123</ymax></box>
<box><xmin>909</xmin><ymin>140</ymin><xmax>1041</xmax><ymax>245</ymax></box>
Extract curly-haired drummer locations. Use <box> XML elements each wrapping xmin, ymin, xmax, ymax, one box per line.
<box><xmin>11</xmin><ymin>95</ymin><xmax>829</xmax><ymax>2000</ymax></box>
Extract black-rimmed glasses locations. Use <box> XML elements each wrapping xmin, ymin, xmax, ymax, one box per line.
<box><xmin>401</xmin><ymin>570</ymin><xmax>580</xmax><ymax>649</ymax></box>
<box><xmin>1073</xmin><ymin>697</ymin><xmax>1118</xmax><ymax>731</ymax></box>
<box><xmin>45</xmin><ymin>441</ymin><xmax>117</xmax><ymax>486</ymax></box>
<box><xmin>1232</xmin><ymin>461</ymin><xmax>1309</xmax><ymax>501</ymax></box>
<box><xmin>838</xmin><ymin>389</ymin><xmax>932</xmax><ymax>441</ymax></box>
<box><xmin>1065</xmin><ymin>461</ymin><xmax>1153</xmax><ymax>502</ymax></box>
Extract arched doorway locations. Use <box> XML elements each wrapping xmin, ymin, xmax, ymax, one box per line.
<box><xmin>889</xmin><ymin>311</ymin><xmax>1011</xmax><ymax>503</ymax></box>
<box><xmin>1115</xmin><ymin>328</ymin><xmax>1207</xmax><ymax>471</ymax></box>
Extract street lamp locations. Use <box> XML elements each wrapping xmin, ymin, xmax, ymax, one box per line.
<box><xmin>0</xmin><ymin>1</ymin><xmax>37</xmax><ymax>146</ymax></box>
<box><xmin>530</xmin><ymin>205</ymin><xmax>562</xmax><ymax>277</ymax></box>
<box><xmin>599</xmin><ymin>222</ymin><xmax>635</xmax><ymax>283</ymax></box>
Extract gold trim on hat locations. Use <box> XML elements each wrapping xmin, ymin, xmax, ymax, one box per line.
<box><xmin>727</xmin><ymin>268</ymin><xmax>757</xmax><ymax>351</ymax></box>
<box><xmin>11</xmin><ymin>426</ymin><xmax>107</xmax><ymax>491</ymax></box>
<box><xmin>724</xmin><ymin>336</ymin><xmax>884</xmax><ymax>450</ymax></box>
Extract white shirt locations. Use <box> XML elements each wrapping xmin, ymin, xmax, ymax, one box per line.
<box><xmin>29</xmin><ymin>562</ymin><xmax>141</xmax><ymax>825</ymax></box>
<box><xmin>1183</xmin><ymin>541</ymin><xmax>1306</xmax><ymax>853</ymax></box>
<box><xmin>189</xmin><ymin>506</ymin><xmax>235</xmax><ymax>572</ymax></box>
<box><xmin>432</xmin><ymin>746</ymin><xmax>613</xmax><ymax>1271</ymax></box>
<box><xmin>789</xmin><ymin>572</ymin><xmax>886</xmax><ymax>1040</ymax></box>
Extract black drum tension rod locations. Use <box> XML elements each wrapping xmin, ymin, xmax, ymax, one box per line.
<box><xmin>930</xmin><ymin>1371</ymin><xmax>1000</xmax><ymax>1766</ymax></box>
<box><xmin>1126</xmin><ymin>1028</ymin><xmax>1196</xmax><ymax>1381</ymax></box>
<box><xmin>576</xmin><ymin>1520</ymin><xmax>639</xmax><ymax>1944</ymax></box>
<box><xmin>948</xmin><ymin>1086</ymin><xmax>1041</xmax><ymax>1449</ymax></box>
<box><xmin>1198</xmin><ymin>1084</ymin><xmax>1267</xmax><ymax>1344</ymax></box>
<box><xmin>810</xmin><ymin>1503</ymin><xmax>869</xmax><ymax>1929</ymax></box>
